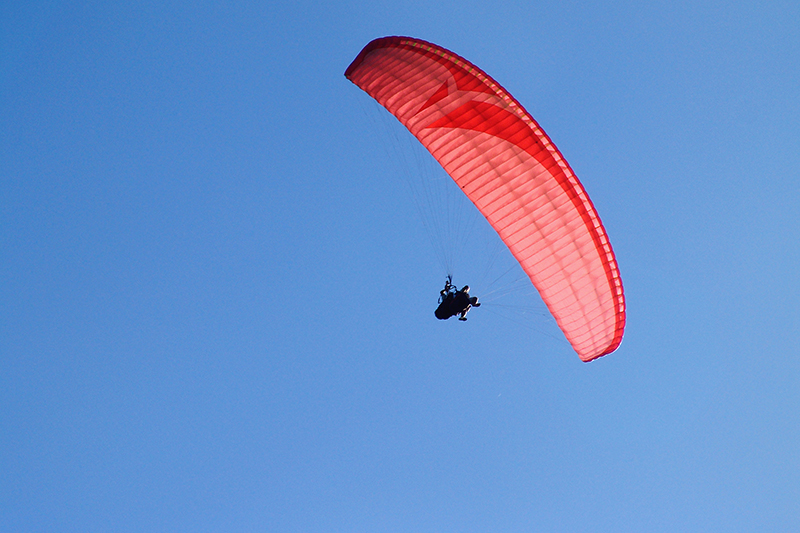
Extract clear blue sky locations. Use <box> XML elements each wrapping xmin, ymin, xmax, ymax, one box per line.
<box><xmin>2</xmin><ymin>1</ymin><xmax>799</xmax><ymax>531</ymax></box>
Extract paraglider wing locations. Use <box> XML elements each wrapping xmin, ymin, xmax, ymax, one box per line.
<box><xmin>345</xmin><ymin>36</ymin><xmax>625</xmax><ymax>361</ymax></box>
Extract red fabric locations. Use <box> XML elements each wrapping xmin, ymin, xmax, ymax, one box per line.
<box><xmin>346</xmin><ymin>37</ymin><xmax>625</xmax><ymax>361</ymax></box>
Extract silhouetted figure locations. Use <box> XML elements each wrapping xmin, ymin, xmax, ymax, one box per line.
<box><xmin>435</xmin><ymin>277</ymin><xmax>480</xmax><ymax>321</ymax></box>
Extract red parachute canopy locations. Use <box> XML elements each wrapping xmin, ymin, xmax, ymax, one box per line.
<box><xmin>346</xmin><ymin>37</ymin><xmax>625</xmax><ymax>361</ymax></box>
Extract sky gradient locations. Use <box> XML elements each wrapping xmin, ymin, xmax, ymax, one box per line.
<box><xmin>2</xmin><ymin>1</ymin><xmax>799</xmax><ymax>531</ymax></box>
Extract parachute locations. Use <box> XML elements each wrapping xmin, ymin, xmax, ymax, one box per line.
<box><xmin>345</xmin><ymin>37</ymin><xmax>625</xmax><ymax>361</ymax></box>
